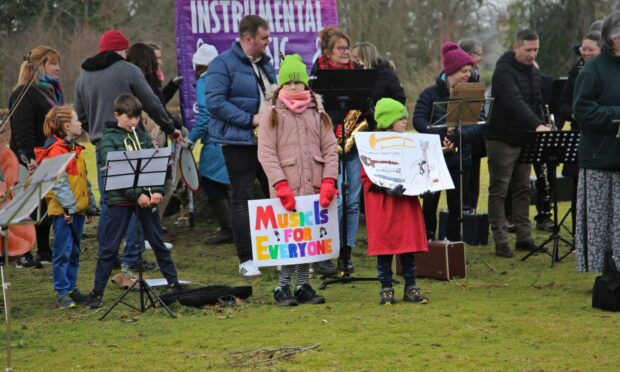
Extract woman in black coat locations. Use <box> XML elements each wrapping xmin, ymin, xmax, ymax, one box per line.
<box><xmin>352</xmin><ymin>42</ymin><xmax>406</xmax><ymax>129</ymax></box>
<box><xmin>413</xmin><ymin>42</ymin><xmax>481</xmax><ymax>241</ymax></box>
<box><xmin>9</xmin><ymin>45</ymin><xmax>65</xmax><ymax>267</ymax></box>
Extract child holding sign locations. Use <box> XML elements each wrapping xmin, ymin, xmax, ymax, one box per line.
<box><xmin>362</xmin><ymin>98</ymin><xmax>429</xmax><ymax>305</ymax></box>
<box><xmin>258</xmin><ymin>54</ymin><xmax>339</xmax><ymax>307</ymax></box>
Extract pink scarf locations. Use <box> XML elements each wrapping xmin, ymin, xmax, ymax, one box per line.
<box><xmin>277</xmin><ymin>89</ymin><xmax>312</xmax><ymax>114</ymax></box>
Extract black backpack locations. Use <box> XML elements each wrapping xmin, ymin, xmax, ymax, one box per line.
<box><xmin>160</xmin><ymin>285</ymin><xmax>252</xmax><ymax>307</ymax></box>
<box><xmin>592</xmin><ymin>250</ymin><xmax>620</xmax><ymax>311</ymax></box>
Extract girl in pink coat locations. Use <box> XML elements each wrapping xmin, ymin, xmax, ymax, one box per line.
<box><xmin>258</xmin><ymin>54</ymin><xmax>339</xmax><ymax>306</ymax></box>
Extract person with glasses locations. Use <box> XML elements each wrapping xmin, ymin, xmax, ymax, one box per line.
<box><xmin>310</xmin><ymin>26</ymin><xmax>362</xmax><ymax>275</ymax></box>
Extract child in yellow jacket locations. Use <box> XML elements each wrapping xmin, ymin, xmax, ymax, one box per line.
<box><xmin>35</xmin><ymin>105</ymin><xmax>96</xmax><ymax>309</ymax></box>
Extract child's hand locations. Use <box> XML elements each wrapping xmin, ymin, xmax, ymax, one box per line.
<box><xmin>275</xmin><ymin>180</ymin><xmax>296</xmax><ymax>211</ymax></box>
<box><xmin>319</xmin><ymin>178</ymin><xmax>338</xmax><ymax>208</ymax></box>
<box><xmin>138</xmin><ymin>194</ymin><xmax>151</xmax><ymax>208</ymax></box>
<box><xmin>150</xmin><ymin>193</ymin><xmax>163</xmax><ymax>205</ymax></box>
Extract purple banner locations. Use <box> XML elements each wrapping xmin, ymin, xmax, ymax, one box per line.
<box><xmin>175</xmin><ymin>0</ymin><xmax>339</xmax><ymax>129</ymax></box>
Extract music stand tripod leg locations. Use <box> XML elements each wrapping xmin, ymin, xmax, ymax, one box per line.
<box><xmin>99</xmin><ymin>250</ymin><xmax>176</xmax><ymax>320</ymax></box>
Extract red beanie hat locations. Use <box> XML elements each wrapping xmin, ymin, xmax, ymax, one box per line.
<box><xmin>441</xmin><ymin>42</ymin><xmax>474</xmax><ymax>76</ymax></box>
<box><xmin>98</xmin><ymin>29</ymin><xmax>130</xmax><ymax>53</ymax></box>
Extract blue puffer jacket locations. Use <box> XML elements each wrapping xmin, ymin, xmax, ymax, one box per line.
<box><xmin>205</xmin><ymin>41</ymin><xmax>277</xmax><ymax>145</ymax></box>
<box><xmin>188</xmin><ymin>72</ymin><xmax>229</xmax><ymax>185</ymax></box>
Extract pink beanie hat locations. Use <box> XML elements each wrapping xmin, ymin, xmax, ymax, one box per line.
<box><xmin>441</xmin><ymin>42</ymin><xmax>474</xmax><ymax>76</ymax></box>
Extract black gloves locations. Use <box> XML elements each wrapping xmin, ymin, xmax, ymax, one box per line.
<box><xmin>369</xmin><ymin>183</ymin><xmax>406</xmax><ymax>196</ymax></box>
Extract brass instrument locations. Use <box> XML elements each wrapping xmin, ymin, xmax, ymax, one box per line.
<box><xmin>124</xmin><ymin>127</ymin><xmax>153</xmax><ymax>198</ymax></box>
<box><xmin>338</xmin><ymin>110</ymin><xmax>368</xmax><ymax>154</ymax></box>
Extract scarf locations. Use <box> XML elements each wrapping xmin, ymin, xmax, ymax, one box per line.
<box><xmin>278</xmin><ymin>89</ymin><xmax>312</xmax><ymax>114</ymax></box>
<box><xmin>316</xmin><ymin>55</ymin><xmax>354</xmax><ymax>70</ymax></box>
<box><xmin>38</xmin><ymin>74</ymin><xmax>64</xmax><ymax>106</ymax></box>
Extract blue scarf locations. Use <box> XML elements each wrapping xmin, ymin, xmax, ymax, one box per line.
<box><xmin>38</xmin><ymin>73</ymin><xmax>64</xmax><ymax>106</ymax></box>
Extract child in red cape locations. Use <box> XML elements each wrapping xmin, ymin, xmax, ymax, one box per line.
<box><xmin>361</xmin><ymin>98</ymin><xmax>429</xmax><ymax>305</ymax></box>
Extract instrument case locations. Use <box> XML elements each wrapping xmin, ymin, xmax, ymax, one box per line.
<box><xmin>396</xmin><ymin>240</ymin><xmax>466</xmax><ymax>281</ymax></box>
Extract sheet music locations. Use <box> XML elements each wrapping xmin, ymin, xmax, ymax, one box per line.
<box><xmin>104</xmin><ymin>147</ymin><xmax>171</xmax><ymax>191</ymax></box>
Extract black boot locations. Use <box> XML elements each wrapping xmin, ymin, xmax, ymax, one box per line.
<box><xmin>205</xmin><ymin>197</ymin><xmax>234</xmax><ymax>245</ymax></box>
<box><xmin>337</xmin><ymin>245</ymin><xmax>355</xmax><ymax>273</ymax></box>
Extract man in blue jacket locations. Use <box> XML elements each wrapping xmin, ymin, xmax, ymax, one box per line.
<box><xmin>205</xmin><ymin>15</ymin><xmax>276</xmax><ymax>277</ymax></box>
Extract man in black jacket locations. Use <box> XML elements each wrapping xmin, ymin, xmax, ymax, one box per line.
<box><xmin>486</xmin><ymin>29</ymin><xmax>550</xmax><ymax>258</ymax></box>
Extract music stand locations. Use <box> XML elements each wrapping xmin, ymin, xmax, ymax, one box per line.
<box><xmin>519</xmin><ymin>131</ymin><xmax>580</xmax><ymax>267</ymax></box>
<box><xmin>310</xmin><ymin>68</ymin><xmax>379</xmax><ymax>289</ymax></box>
<box><xmin>430</xmin><ymin>83</ymin><xmax>490</xmax><ymax>242</ymax></box>
<box><xmin>99</xmin><ymin>147</ymin><xmax>176</xmax><ymax>320</ymax></box>
<box><xmin>1</xmin><ymin>153</ymin><xmax>74</xmax><ymax>372</ymax></box>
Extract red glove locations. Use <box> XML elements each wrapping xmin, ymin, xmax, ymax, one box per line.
<box><xmin>275</xmin><ymin>180</ymin><xmax>296</xmax><ymax>211</ymax></box>
<box><xmin>319</xmin><ymin>178</ymin><xmax>338</xmax><ymax>208</ymax></box>
<box><xmin>335</xmin><ymin>124</ymin><xmax>343</xmax><ymax>139</ymax></box>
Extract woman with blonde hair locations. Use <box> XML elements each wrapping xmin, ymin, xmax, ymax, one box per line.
<box><xmin>9</xmin><ymin>45</ymin><xmax>64</xmax><ymax>268</ymax></box>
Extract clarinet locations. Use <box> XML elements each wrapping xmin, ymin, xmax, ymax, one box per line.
<box><xmin>540</xmin><ymin>104</ymin><xmax>555</xmax><ymax>207</ymax></box>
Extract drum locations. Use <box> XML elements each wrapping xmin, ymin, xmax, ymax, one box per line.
<box><xmin>179</xmin><ymin>146</ymin><xmax>200</xmax><ymax>192</ymax></box>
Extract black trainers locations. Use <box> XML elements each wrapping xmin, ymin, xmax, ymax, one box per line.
<box><xmin>169</xmin><ymin>282</ymin><xmax>186</xmax><ymax>293</ymax></box>
<box><xmin>128</xmin><ymin>259</ymin><xmax>158</xmax><ymax>272</ymax></box>
<box><xmin>495</xmin><ymin>242</ymin><xmax>514</xmax><ymax>258</ymax></box>
<box><xmin>38</xmin><ymin>253</ymin><xmax>52</xmax><ymax>265</ymax></box>
<box><xmin>86</xmin><ymin>291</ymin><xmax>103</xmax><ymax>309</ymax></box>
<box><xmin>69</xmin><ymin>289</ymin><xmax>90</xmax><ymax>305</ymax></box>
<box><xmin>312</xmin><ymin>260</ymin><xmax>338</xmax><ymax>275</ymax></box>
<box><xmin>294</xmin><ymin>284</ymin><xmax>325</xmax><ymax>304</ymax></box>
<box><xmin>273</xmin><ymin>285</ymin><xmax>298</xmax><ymax>307</ymax></box>
<box><xmin>380</xmin><ymin>287</ymin><xmax>395</xmax><ymax>305</ymax></box>
<box><xmin>403</xmin><ymin>286</ymin><xmax>429</xmax><ymax>304</ymax></box>
<box><xmin>516</xmin><ymin>239</ymin><xmax>538</xmax><ymax>252</ymax></box>
<box><xmin>16</xmin><ymin>253</ymin><xmax>43</xmax><ymax>269</ymax></box>
<box><xmin>536</xmin><ymin>217</ymin><xmax>554</xmax><ymax>232</ymax></box>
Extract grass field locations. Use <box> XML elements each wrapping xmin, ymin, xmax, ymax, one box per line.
<box><xmin>2</xmin><ymin>143</ymin><xmax>620</xmax><ymax>371</ymax></box>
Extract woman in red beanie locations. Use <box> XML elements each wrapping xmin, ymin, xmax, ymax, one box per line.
<box><xmin>412</xmin><ymin>42</ymin><xmax>482</xmax><ymax>242</ymax></box>
<box><xmin>8</xmin><ymin>45</ymin><xmax>65</xmax><ymax>268</ymax></box>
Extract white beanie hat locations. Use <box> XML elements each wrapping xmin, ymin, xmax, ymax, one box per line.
<box><xmin>192</xmin><ymin>44</ymin><xmax>218</xmax><ymax>70</ymax></box>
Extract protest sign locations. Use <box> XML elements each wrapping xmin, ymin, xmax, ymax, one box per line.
<box><xmin>249</xmin><ymin>194</ymin><xmax>340</xmax><ymax>267</ymax></box>
<box><xmin>354</xmin><ymin>131</ymin><xmax>455</xmax><ymax>196</ymax></box>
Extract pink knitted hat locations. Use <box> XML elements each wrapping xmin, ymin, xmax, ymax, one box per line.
<box><xmin>442</xmin><ymin>42</ymin><xmax>474</xmax><ymax>76</ymax></box>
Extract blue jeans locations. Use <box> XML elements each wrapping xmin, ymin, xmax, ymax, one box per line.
<box><xmin>95</xmin><ymin>149</ymin><xmax>145</xmax><ymax>268</ymax></box>
<box><xmin>93</xmin><ymin>205</ymin><xmax>178</xmax><ymax>293</ymax></box>
<box><xmin>377</xmin><ymin>253</ymin><xmax>417</xmax><ymax>288</ymax></box>
<box><xmin>337</xmin><ymin>149</ymin><xmax>362</xmax><ymax>247</ymax></box>
<box><xmin>52</xmin><ymin>215</ymin><xmax>84</xmax><ymax>296</ymax></box>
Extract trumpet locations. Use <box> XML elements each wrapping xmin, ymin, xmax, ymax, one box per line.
<box><xmin>124</xmin><ymin>127</ymin><xmax>153</xmax><ymax>198</ymax></box>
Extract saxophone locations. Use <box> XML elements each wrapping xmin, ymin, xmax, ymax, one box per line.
<box><xmin>338</xmin><ymin>110</ymin><xmax>368</xmax><ymax>155</ymax></box>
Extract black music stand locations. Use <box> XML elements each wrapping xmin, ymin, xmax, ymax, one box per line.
<box><xmin>310</xmin><ymin>68</ymin><xmax>379</xmax><ymax>289</ymax></box>
<box><xmin>100</xmin><ymin>147</ymin><xmax>175</xmax><ymax>320</ymax></box>
<box><xmin>430</xmin><ymin>86</ymin><xmax>490</xmax><ymax>242</ymax></box>
<box><xmin>519</xmin><ymin>131</ymin><xmax>580</xmax><ymax>267</ymax></box>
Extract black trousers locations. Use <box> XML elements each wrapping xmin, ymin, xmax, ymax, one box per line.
<box><xmin>222</xmin><ymin>145</ymin><xmax>269</xmax><ymax>262</ymax></box>
<box><xmin>422</xmin><ymin>166</ymin><xmax>465</xmax><ymax>241</ymax></box>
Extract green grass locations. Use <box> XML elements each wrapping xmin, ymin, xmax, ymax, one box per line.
<box><xmin>2</xmin><ymin>144</ymin><xmax>620</xmax><ymax>371</ymax></box>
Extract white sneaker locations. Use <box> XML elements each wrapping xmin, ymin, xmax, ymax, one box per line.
<box><xmin>144</xmin><ymin>241</ymin><xmax>173</xmax><ymax>250</ymax></box>
<box><xmin>239</xmin><ymin>260</ymin><xmax>261</xmax><ymax>277</ymax></box>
